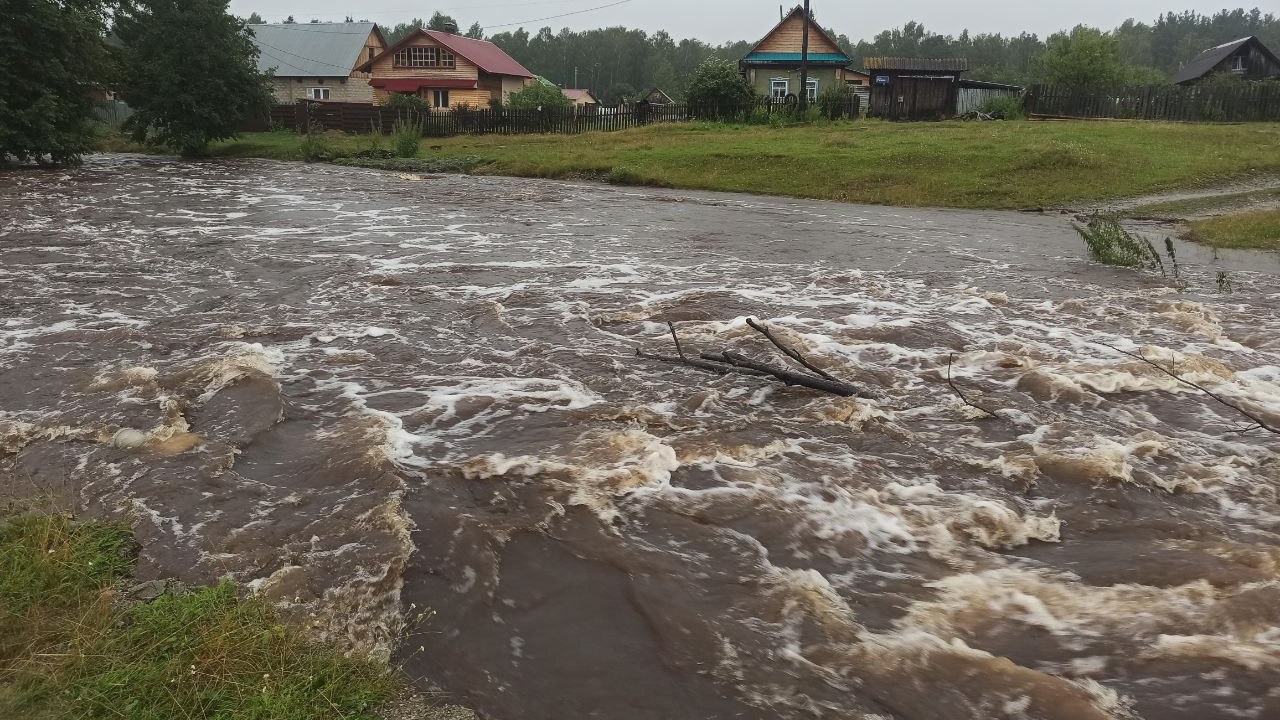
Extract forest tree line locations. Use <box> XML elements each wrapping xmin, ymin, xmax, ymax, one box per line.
<box><xmin>265</xmin><ymin>8</ymin><xmax>1280</xmax><ymax>104</ymax></box>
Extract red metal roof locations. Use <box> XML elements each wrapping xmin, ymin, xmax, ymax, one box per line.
<box><xmin>356</xmin><ymin>29</ymin><xmax>534</xmax><ymax>78</ymax></box>
<box><xmin>370</xmin><ymin>78</ymin><xmax>477</xmax><ymax>91</ymax></box>
<box><xmin>422</xmin><ymin>31</ymin><xmax>533</xmax><ymax>78</ymax></box>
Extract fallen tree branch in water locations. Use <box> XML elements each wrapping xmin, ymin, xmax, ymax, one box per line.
<box><xmin>635</xmin><ymin>321</ymin><xmax>878</xmax><ymax>397</ymax></box>
<box><xmin>634</xmin><ymin>323</ymin><xmax>768</xmax><ymax>377</ymax></box>
<box><xmin>946</xmin><ymin>353</ymin><xmax>1001</xmax><ymax>418</ymax></box>
<box><xmin>1102</xmin><ymin>344</ymin><xmax>1278</xmax><ymax>436</ymax></box>
<box><xmin>745</xmin><ymin>317</ymin><xmax>839</xmax><ymax>381</ymax></box>
<box><xmin>704</xmin><ymin>351</ymin><xmax>879</xmax><ymax>399</ymax></box>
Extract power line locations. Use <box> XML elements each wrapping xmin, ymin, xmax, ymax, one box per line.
<box><xmin>248</xmin><ymin>0</ymin><xmax>634</xmax><ymax>32</ymax></box>
<box><xmin>252</xmin><ymin>0</ymin><xmax>603</xmax><ymax>23</ymax></box>
<box><xmin>254</xmin><ymin>38</ymin><xmax>352</xmax><ymax>72</ymax></box>
<box><xmin>483</xmin><ymin>0</ymin><xmax>634</xmax><ymax>30</ymax></box>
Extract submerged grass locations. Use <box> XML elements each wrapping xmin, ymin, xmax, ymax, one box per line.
<box><xmin>0</xmin><ymin>514</ymin><xmax>392</xmax><ymax>720</ymax></box>
<box><xmin>159</xmin><ymin>120</ymin><xmax>1280</xmax><ymax>210</ymax></box>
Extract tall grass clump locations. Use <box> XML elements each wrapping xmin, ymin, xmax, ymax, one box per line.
<box><xmin>391</xmin><ymin>117</ymin><xmax>422</xmax><ymax>158</ymax></box>
<box><xmin>1074</xmin><ymin>215</ymin><xmax>1164</xmax><ymax>271</ymax></box>
<box><xmin>979</xmin><ymin>94</ymin><xmax>1026</xmax><ymax>120</ymax></box>
<box><xmin>0</xmin><ymin>514</ymin><xmax>393</xmax><ymax>719</ymax></box>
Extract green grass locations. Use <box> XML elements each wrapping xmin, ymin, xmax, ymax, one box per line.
<box><xmin>1187</xmin><ymin>208</ymin><xmax>1280</xmax><ymax>250</ymax></box>
<box><xmin>0</xmin><ymin>514</ymin><xmax>392</xmax><ymax>719</ymax></box>
<box><xmin>120</xmin><ymin>120</ymin><xmax>1280</xmax><ymax>210</ymax></box>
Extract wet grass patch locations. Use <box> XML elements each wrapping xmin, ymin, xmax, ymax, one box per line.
<box><xmin>1186</xmin><ymin>209</ymin><xmax>1280</xmax><ymax>251</ymax></box>
<box><xmin>0</xmin><ymin>514</ymin><xmax>393</xmax><ymax>719</ymax></box>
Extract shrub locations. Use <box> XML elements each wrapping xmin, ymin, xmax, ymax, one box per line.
<box><xmin>298</xmin><ymin>130</ymin><xmax>333</xmax><ymax>162</ymax></box>
<box><xmin>390</xmin><ymin>117</ymin><xmax>421</xmax><ymax>158</ymax></box>
<box><xmin>1074</xmin><ymin>216</ymin><xmax>1164</xmax><ymax>271</ymax></box>
<box><xmin>979</xmin><ymin>94</ymin><xmax>1026</xmax><ymax>120</ymax></box>
<box><xmin>386</xmin><ymin>92</ymin><xmax>429</xmax><ymax>112</ymax></box>
<box><xmin>506</xmin><ymin>83</ymin><xmax>570</xmax><ymax>111</ymax></box>
<box><xmin>816</xmin><ymin>84</ymin><xmax>855</xmax><ymax>119</ymax></box>
<box><xmin>686</xmin><ymin>57</ymin><xmax>756</xmax><ymax>115</ymax></box>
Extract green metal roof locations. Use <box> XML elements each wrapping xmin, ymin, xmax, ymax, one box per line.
<box><xmin>744</xmin><ymin>52</ymin><xmax>850</xmax><ymax>64</ymax></box>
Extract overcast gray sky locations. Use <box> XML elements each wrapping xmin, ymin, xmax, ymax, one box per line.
<box><xmin>229</xmin><ymin>1</ymin><xmax>1260</xmax><ymax>43</ymax></box>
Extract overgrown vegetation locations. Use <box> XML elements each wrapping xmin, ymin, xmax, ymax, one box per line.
<box><xmin>0</xmin><ymin>514</ymin><xmax>392</xmax><ymax>719</ymax></box>
<box><xmin>1074</xmin><ymin>215</ymin><xmax>1165</xmax><ymax>269</ymax></box>
<box><xmin>391</xmin><ymin>117</ymin><xmax>424</xmax><ymax>158</ymax></box>
<box><xmin>685</xmin><ymin>58</ymin><xmax>756</xmax><ymax>111</ymax></box>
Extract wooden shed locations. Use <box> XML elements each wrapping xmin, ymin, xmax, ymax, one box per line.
<box><xmin>1171</xmin><ymin>36</ymin><xmax>1280</xmax><ymax>85</ymax></box>
<box><xmin>864</xmin><ymin>57</ymin><xmax>969</xmax><ymax>120</ymax></box>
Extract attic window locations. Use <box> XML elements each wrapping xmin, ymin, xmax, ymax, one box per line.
<box><xmin>440</xmin><ymin>50</ymin><xmax>455</xmax><ymax>69</ymax></box>
<box><xmin>368</xmin><ymin>47</ymin><xmax>375</xmax><ymax>62</ymax></box>
<box><xmin>395</xmin><ymin>46</ymin><xmax>437</xmax><ymax>67</ymax></box>
<box><xmin>1231</xmin><ymin>55</ymin><xmax>1246</xmax><ymax>72</ymax></box>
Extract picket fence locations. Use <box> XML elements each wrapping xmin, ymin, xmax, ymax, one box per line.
<box><xmin>246</xmin><ymin>96</ymin><xmax>861</xmax><ymax>137</ymax></box>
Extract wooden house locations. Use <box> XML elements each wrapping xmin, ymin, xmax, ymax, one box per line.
<box><xmin>636</xmin><ymin>88</ymin><xmax>675</xmax><ymax>105</ymax></box>
<box><xmin>740</xmin><ymin>5</ymin><xmax>862</xmax><ymax>102</ymax></box>
<box><xmin>561</xmin><ymin>89</ymin><xmax>600</xmax><ymax>108</ymax></box>
<box><xmin>357</xmin><ymin>29</ymin><xmax>534</xmax><ymax>109</ymax></box>
<box><xmin>1171</xmin><ymin>36</ymin><xmax>1280</xmax><ymax>85</ymax></box>
<box><xmin>864</xmin><ymin>57</ymin><xmax>969</xmax><ymax>120</ymax></box>
<box><xmin>250</xmin><ymin>22</ymin><xmax>386</xmax><ymax>104</ymax></box>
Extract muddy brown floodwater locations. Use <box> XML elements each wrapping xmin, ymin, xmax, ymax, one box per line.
<box><xmin>3</xmin><ymin>155</ymin><xmax>1280</xmax><ymax>720</ymax></box>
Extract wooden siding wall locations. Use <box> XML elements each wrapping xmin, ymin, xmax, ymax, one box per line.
<box><xmin>755</xmin><ymin>14</ymin><xmax>841</xmax><ymax>54</ymax></box>
<box><xmin>368</xmin><ymin>38</ymin><xmax>480</xmax><ymax>82</ymax></box>
<box><xmin>1025</xmin><ymin>83</ymin><xmax>1280</xmax><ymax>121</ymax></box>
<box><xmin>352</xmin><ymin>28</ymin><xmax>385</xmax><ymax>79</ymax></box>
<box><xmin>868</xmin><ymin>76</ymin><xmax>959</xmax><ymax>120</ymax></box>
<box><xmin>1214</xmin><ymin>43</ymin><xmax>1280</xmax><ymax>80</ymax></box>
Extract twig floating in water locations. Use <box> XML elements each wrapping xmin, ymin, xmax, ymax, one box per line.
<box><xmin>1102</xmin><ymin>344</ymin><xmax>1277</xmax><ymax>436</ymax></box>
<box><xmin>946</xmin><ymin>353</ymin><xmax>1001</xmax><ymax>418</ymax></box>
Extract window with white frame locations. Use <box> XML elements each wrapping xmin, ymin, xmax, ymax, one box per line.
<box><xmin>806</xmin><ymin>78</ymin><xmax>818</xmax><ymax>102</ymax></box>
<box><xmin>440</xmin><ymin>50</ymin><xmax>455</xmax><ymax>69</ymax></box>
<box><xmin>308</xmin><ymin>87</ymin><xmax>330</xmax><ymax>100</ymax></box>
<box><xmin>1231</xmin><ymin>55</ymin><xmax>1246</xmax><ymax>71</ymax></box>
<box><xmin>395</xmin><ymin>46</ymin><xmax>438</xmax><ymax>67</ymax></box>
<box><xmin>770</xmin><ymin>78</ymin><xmax>789</xmax><ymax>99</ymax></box>
<box><xmin>432</xmin><ymin>89</ymin><xmax>450</xmax><ymax>108</ymax></box>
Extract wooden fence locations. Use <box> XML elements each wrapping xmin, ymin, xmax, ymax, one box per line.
<box><xmin>1025</xmin><ymin>83</ymin><xmax>1280</xmax><ymax>122</ymax></box>
<box><xmin>247</xmin><ymin>96</ymin><xmax>860</xmax><ymax>137</ymax></box>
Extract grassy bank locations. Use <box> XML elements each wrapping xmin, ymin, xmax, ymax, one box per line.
<box><xmin>1187</xmin><ymin>209</ymin><xmax>1280</xmax><ymax>251</ymax></box>
<box><xmin>109</xmin><ymin>120</ymin><xmax>1280</xmax><ymax>210</ymax></box>
<box><xmin>0</xmin><ymin>514</ymin><xmax>392</xmax><ymax>719</ymax></box>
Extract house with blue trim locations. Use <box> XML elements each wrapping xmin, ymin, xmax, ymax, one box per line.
<box><xmin>740</xmin><ymin>5</ymin><xmax>861</xmax><ymax>102</ymax></box>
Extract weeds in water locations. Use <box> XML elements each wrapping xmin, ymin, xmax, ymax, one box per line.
<box><xmin>0</xmin><ymin>514</ymin><xmax>392</xmax><ymax>720</ymax></box>
<box><xmin>298</xmin><ymin>131</ymin><xmax>333</xmax><ymax>162</ymax></box>
<box><xmin>1074</xmin><ymin>215</ymin><xmax>1164</xmax><ymax>272</ymax></box>
<box><xmin>1217</xmin><ymin>270</ymin><xmax>1234</xmax><ymax>293</ymax></box>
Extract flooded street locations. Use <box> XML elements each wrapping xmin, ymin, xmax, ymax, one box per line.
<box><xmin>3</xmin><ymin>154</ymin><xmax>1279</xmax><ymax>720</ymax></box>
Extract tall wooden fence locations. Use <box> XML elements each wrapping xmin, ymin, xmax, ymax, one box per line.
<box><xmin>248</xmin><ymin>96</ymin><xmax>860</xmax><ymax>137</ymax></box>
<box><xmin>1025</xmin><ymin>83</ymin><xmax>1280</xmax><ymax>122</ymax></box>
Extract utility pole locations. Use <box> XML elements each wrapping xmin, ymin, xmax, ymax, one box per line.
<box><xmin>574</xmin><ymin>66</ymin><xmax>578</xmax><ymax>88</ymax></box>
<box><xmin>798</xmin><ymin>0</ymin><xmax>810</xmax><ymax>111</ymax></box>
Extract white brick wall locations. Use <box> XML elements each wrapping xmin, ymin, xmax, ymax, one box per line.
<box><xmin>270</xmin><ymin>77</ymin><xmax>374</xmax><ymax>104</ymax></box>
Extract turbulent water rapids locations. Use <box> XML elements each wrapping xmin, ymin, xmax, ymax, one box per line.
<box><xmin>3</xmin><ymin>155</ymin><xmax>1280</xmax><ymax>720</ymax></box>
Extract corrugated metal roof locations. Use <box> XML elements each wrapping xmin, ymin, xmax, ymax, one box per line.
<box><xmin>422</xmin><ymin>31</ymin><xmax>534</xmax><ymax>78</ymax></box>
<box><xmin>250</xmin><ymin>22</ymin><xmax>376</xmax><ymax>77</ymax></box>
<box><xmin>744</xmin><ymin>52</ymin><xmax>851</xmax><ymax>64</ymax></box>
<box><xmin>1170</xmin><ymin>37</ymin><xmax>1254</xmax><ymax>84</ymax></box>
<box><xmin>864</xmin><ymin>57</ymin><xmax>969</xmax><ymax>72</ymax></box>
